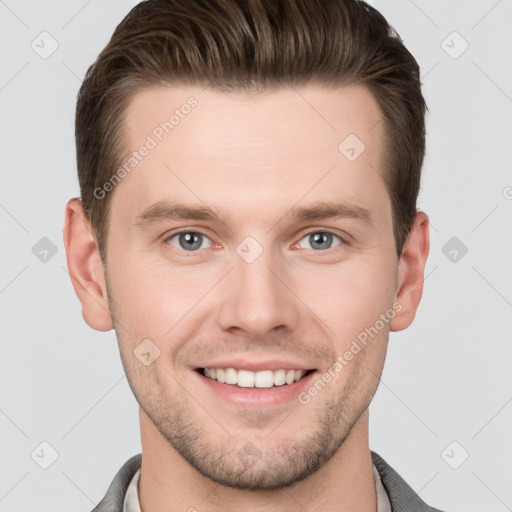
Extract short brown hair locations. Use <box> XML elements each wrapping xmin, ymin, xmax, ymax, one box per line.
<box><xmin>75</xmin><ymin>0</ymin><xmax>426</xmax><ymax>260</ymax></box>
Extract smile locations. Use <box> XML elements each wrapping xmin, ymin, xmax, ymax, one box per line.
<box><xmin>200</xmin><ymin>367</ymin><xmax>313</xmax><ymax>389</ymax></box>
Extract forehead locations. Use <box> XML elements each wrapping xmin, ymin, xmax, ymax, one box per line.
<box><xmin>112</xmin><ymin>84</ymin><xmax>389</xmax><ymax>228</ymax></box>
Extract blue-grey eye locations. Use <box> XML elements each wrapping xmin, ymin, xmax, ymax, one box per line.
<box><xmin>298</xmin><ymin>232</ymin><xmax>342</xmax><ymax>251</ymax></box>
<box><xmin>167</xmin><ymin>232</ymin><xmax>211</xmax><ymax>251</ymax></box>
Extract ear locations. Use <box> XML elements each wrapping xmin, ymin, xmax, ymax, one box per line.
<box><xmin>390</xmin><ymin>211</ymin><xmax>430</xmax><ymax>332</ymax></box>
<box><xmin>62</xmin><ymin>198</ymin><xmax>114</xmax><ymax>331</ymax></box>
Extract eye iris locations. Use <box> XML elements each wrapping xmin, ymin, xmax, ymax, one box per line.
<box><xmin>179</xmin><ymin>232</ymin><xmax>202</xmax><ymax>250</ymax></box>
<box><xmin>310</xmin><ymin>232</ymin><xmax>332</xmax><ymax>250</ymax></box>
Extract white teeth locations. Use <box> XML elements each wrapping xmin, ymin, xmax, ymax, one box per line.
<box><xmin>254</xmin><ymin>370</ymin><xmax>274</xmax><ymax>388</ymax></box>
<box><xmin>225</xmin><ymin>367</ymin><xmax>237</xmax><ymax>384</ymax></box>
<box><xmin>273</xmin><ymin>369</ymin><xmax>286</xmax><ymax>386</ymax></box>
<box><xmin>237</xmin><ymin>369</ymin><xmax>254</xmax><ymax>388</ymax></box>
<box><xmin>216</xmin><ymin>368</ymin><xmax>226</xmax><ymax>384</ymax></box>
<box><xmin>202</xmin><ymin>367</ymin><xmax>307</xmax><ymax>388</ymax></box>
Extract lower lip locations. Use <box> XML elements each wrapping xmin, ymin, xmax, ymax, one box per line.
<box><xmin>194</xmin><ymin>370</ymin><xmax>317</xmax><ymax>407</ymax></box>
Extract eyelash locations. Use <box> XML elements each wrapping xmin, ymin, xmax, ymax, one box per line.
<box><xmin>163</xmin><ymin>229</ymin><xmax>347</xmax><ymax>254</ymax></box>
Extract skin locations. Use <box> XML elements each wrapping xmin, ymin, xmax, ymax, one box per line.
<box><xmin>64</xmin><ymin>84</ymin><xmax>429</xmax><ymax>512</ymax></box>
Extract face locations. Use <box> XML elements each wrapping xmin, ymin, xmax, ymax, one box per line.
<box><xmin>104</xmin><ymin>84</ymin><xmax>399</xmax><ymax>489</ymax></box>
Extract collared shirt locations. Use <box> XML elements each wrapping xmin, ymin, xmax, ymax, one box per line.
<box><xmin>123</xmin><ymin>463</ymin><xmax>392</xmax><ymax>511</ymax></box>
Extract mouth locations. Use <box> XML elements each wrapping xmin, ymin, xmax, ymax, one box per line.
<box><xmin>193</xmin><ymin>365</ymin><xmax>318</xmax><ymax>407</ymax></box>
<box><xmin>196</xmin><ymin>367</ymin><xmax>316</xmax><ymax>389</ymax></box>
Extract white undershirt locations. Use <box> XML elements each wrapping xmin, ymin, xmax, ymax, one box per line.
<box><xmin>123</xmin><ymin>464</ymin><xmax>392</xmax><ymax>511</ymax></box>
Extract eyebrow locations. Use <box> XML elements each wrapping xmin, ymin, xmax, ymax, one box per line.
<box><xmin>134</xmin><ymin>200</ymin><xmax>372</xmax><ymax>228</ymax></box>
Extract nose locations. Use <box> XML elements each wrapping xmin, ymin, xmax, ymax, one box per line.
<box><xmin>216</xmin><ymin>243</ymin><xmax>300</xmax><ymax>340</ymax></box>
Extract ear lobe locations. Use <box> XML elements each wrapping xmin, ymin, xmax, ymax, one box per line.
<box><xmin>390</xmin><ymin>211</ymin><xmax>430</xmax><ymax>332</ymax></box>
<box><xmin>62</xmin><ymin>198</ymin><xmax>114</xmax><ymax>331</ymax></box>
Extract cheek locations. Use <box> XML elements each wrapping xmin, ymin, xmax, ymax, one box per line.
<box><xmin>107</xmin><ymin>251</ymin><xmax>219</xmax><ymax>338</ymax></box>
<box><xmin>295</xmin><ymin>258</ymin><xmax>395</xmax><ymax>340</ymax></box>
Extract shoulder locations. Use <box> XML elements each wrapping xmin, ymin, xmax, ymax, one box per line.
<box><xmin>371</xmin><ymin>451</ymin><xmax>447</xmax><ymax>512</ymax></box>
<box><xmin>91</xmin><ymin>454</ymin><xmax>142</xmax><ymax>512</ymax></box>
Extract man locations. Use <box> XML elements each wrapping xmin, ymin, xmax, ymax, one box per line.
<box><xmin>63</xmin><ymin>0</ymin><xmax>446</xmax><ymax>510</ymax></box>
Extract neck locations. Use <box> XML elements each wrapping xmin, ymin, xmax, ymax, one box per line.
<box><xmin>138</xmin><ymin>408</ymin><xmax>377</xmax><ymax>512</ymax></box>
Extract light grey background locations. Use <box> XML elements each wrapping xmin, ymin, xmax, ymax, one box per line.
<box><xmin>1</xmin><ymin>1</ymin><xmax>511</xmax><ymax>511</ymax></box>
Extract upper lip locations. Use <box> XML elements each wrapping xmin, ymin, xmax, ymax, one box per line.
<box><xmin>194</xmin><ymin>359</ymin><xmax>315</xmax><ymax>372</ymax></box>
